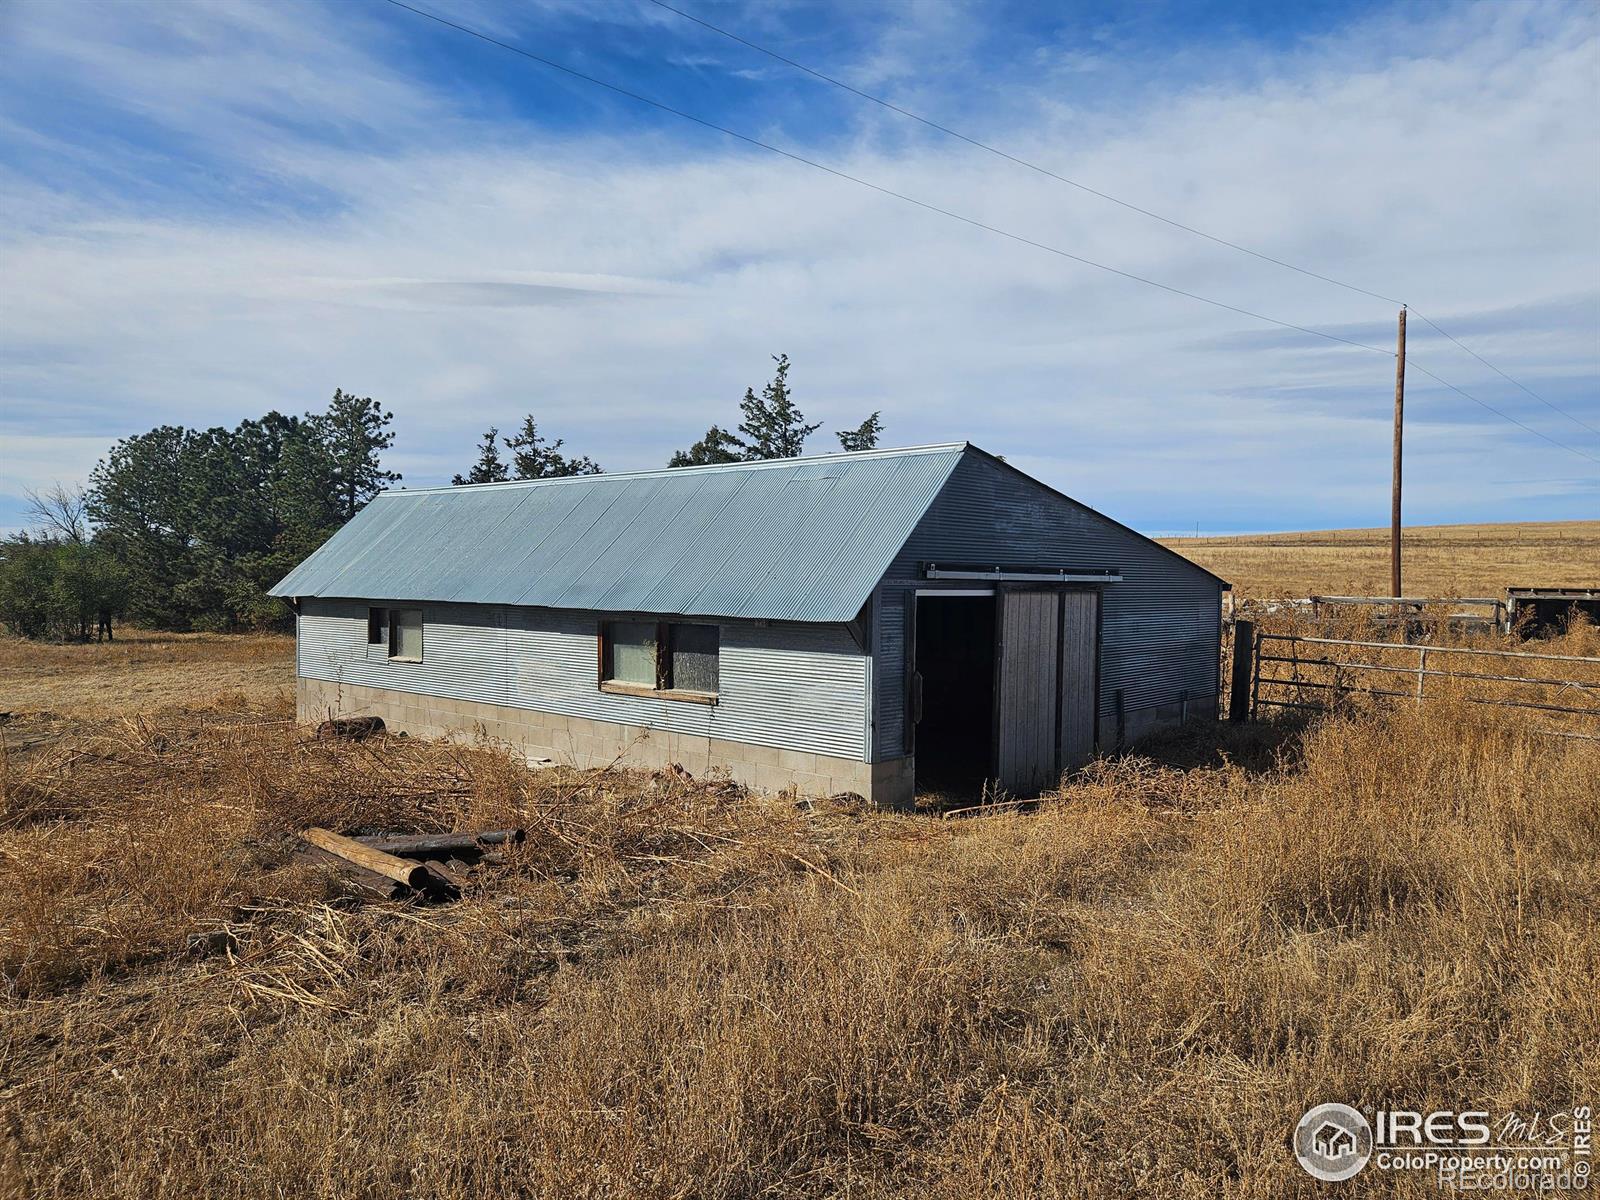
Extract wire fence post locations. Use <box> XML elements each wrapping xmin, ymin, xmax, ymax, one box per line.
<box><xmin>1416</xmin><ymin>646</ymin><xmax>1427</xmax><ymax>706</ymax></box>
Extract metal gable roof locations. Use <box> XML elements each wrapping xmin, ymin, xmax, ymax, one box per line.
<box><xmin>269</xmin><ymin>444</ymin><xmax>968</xmax><ymax>623</ymax></box>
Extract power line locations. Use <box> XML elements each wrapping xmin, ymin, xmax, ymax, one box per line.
<box><xmin>1405</xmin><ymin>357</ymin><xmax>1600</xmax><ymax>465</ymax></box>
<box><xmin>644</xmin><ymin>0</ymin><xmax>1404</xmax><ymax>307</ymax></box>
<box><xmin>379</xmin><ymin>0</ymin><xmax>1391</xmax><ymax>356</ymax></box>
<box><xmin>1407</xmin><ymin>309</ymin><xmax>1600</xmax><ymax>439</ymax></box>
<box><xmin>377</xmin><ymin>0</ymin><xmax>1600</xmax><ymax>470</ymax></box>
<box><xmin>646</xmin><ymin>0</ymin><xmax>1600</xmax><ymax>447</ymax></box>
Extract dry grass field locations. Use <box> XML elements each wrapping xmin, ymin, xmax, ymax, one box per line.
<box><xmin>0</xmin><ymin>630</ymin><xmax>292</xmax><ymax>718</ymax></box>
<box><xmin>3</xmin><ymin>534</ymin><xmax>1599</xmax><ymax>1198</ymax></box>
<box><xmin>2</xmin><ymin>626</ymin><xmax>1597</xmax><ymax>1197</ymax></box>
<box><xmin>1161</xmin><ymin>519</ymin><xmax>1600</xmax><ymax>598</ymax></box>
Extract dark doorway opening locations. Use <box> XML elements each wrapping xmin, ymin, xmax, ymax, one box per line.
<box><xmin>914</xmin><ymin>594</ymin><xmax>996</xmax><ymax>802</ymax></box>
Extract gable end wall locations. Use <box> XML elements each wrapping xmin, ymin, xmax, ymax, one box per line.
<box><xmin>873</xmin><ymin>454</ymin><xmax>1223</xmax><ymax>758</ymax></box>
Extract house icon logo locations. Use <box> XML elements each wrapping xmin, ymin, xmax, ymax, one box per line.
<box><xmin>1294</xmin><ymin>1103</ymin><xmax>1373</xmax><ymax>1182</ymax></box>
<box><xmin>1314</xmin><ymin>1121</ymin><xmax>1355</xmax><ymax>1159</ymax></box>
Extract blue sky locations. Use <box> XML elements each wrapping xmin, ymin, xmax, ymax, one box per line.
<box><xmin>2</xmin><ymin>0</ymin><xmax>1596</xmax><ymax>535</ymax></box>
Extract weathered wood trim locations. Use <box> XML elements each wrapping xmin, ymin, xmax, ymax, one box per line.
<box><xmin>599</xmin><ymin>680</ymin><xmax>718</xmax><ymax>706</ymax></box>
<box><xmin>994</xmin><ymin>585</ymin><xmax>1061</xmax><ymax>796</ymax></box>
<box><xmin>1058</xmin><ymin>589</ymin><xmax>1098</xmax><ymax>770</ymax></box>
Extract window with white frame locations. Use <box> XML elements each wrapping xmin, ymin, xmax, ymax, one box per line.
<box><xmin>368</xmin><ymin>606</ymin><xmax>423</xmax><ymax>661</ymax></box>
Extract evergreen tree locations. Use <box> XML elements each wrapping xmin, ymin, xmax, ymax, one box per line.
<box><xmin>87</xmin><ymin>425</ymin><xmax>200</xmax><ymax>627</ymax></box>
<box><xmin>275</xmin><ymin>422</ymin><xmax>343</xmax><ymax>558</ymax></box>
<box><xmin>82</xmin><ymin>390</ymin><xmax>400</xmax><ymax>632</ymax></box>
<box><xmin>319</xmin><ymin>388</ymin><xmax>400</xmax><ymax>519</ymax></box>
<box><xmin>174</xmin><ymin>423</ymin><xmax>270</xmax><ymax>625</ymax></box>
<box><xmin>669</xmin><ymin>356</ymin><xmax>880</xmax><ymax>467</ymax></box>
<box><xmin>737</xmin><ymin>354</ymin><xmax>818</xmax><ymax>460</ymax></box>
<box><xmin>503</xmin><ymin>415</ymin><xmax>601</xmax><ymax>479</ymax></box>
<box><xmin>836</xmin><ymin>412</ymin><xmax>883</xmax><ymax>452</ymax></box>
<box><xmin>668</xmin><ymin>424</ymin><xmax>746</xmax><ymax>467</ymax></box>
<box><xmin>453</xmin><ymin>428</ymin><xmax>510</xmax><ymax>485</ymax></box>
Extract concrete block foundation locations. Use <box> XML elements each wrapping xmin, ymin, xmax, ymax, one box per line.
<box><xmin>299</xmin><ymin>678</ymin><xmax>915</xmax><ymax>809</ymax></box>
<box><xmin>297</xmin><ymin>680</ymin><xmax>1216</xmax><ymax>810</ymax></box>
<box><xmin>1114</xmin><ymin>693</ymin><xmax>1220</xmax><ymax>747</ymax></box>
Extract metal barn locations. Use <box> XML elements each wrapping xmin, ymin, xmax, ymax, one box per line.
<box><xmin>271</xmin><ymin>443</ymin><xmax>1226</xmax><ymax>808</ymax></box>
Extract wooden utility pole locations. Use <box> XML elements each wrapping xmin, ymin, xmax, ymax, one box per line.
<box><xmin>1391</xmin><ymin>307</ymin><xmax>1407</xmax><ymax>599</ymax></box>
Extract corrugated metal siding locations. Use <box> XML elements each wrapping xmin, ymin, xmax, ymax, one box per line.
<box><xmin>298</xmin><ymin>599</ymin><xmax>869</xmax><ymax>760</ymax></box>
<box><xmin>272</xmin><ymin>445</ymin><xmax>965</xmax><ymax>624</ymax></box>
<box><xmin>874</xmin><ymin>453</ymin><xmax>1222</xmax><ymax>758</ymax></box>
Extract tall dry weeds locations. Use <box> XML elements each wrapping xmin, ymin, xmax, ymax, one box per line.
<box><xmin>2</xmin><ymin>659</ymin><xmax>1597</xmax><ymax>1197</ymax></box>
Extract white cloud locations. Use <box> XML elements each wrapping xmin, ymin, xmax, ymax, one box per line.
<box><xmin>0</xmin><ymin>0</ymin><xmax>1595</xmax><ymax>532</ymax></box>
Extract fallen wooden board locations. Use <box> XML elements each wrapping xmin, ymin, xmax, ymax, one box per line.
<box><xmin>300</xmin><ymin>844</ymin><xmax>408</xmax><ymax>898</ymax></box>
<box><xmin>302</xmin><ymin>827</ymin><xmax>430</xmax><ymax>890</ymax></box>
<box><xmin>419</xmin><ymin>859</ymin><xmax>464</xmax><ymax>899</ymax></box>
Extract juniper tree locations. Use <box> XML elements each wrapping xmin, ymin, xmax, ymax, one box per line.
<box><xmin>453</xmin><ymin>428</ymin><xmax>510</xmax><ymax>485</ymax></box>
<box><xmin>836</xmin><ymin>412</ymin><xmax>883</xmax><ymax>452</ymax></box>
<box><xmin>503</xmin><ymin>415</ymin><xmax>601</xmax><ymax>479</ymax></box>
<box><xmin>737</xmin><ymin>354</ymin><xmax>818</xmax><ymax>460</ymax></box>
<box><xmin>668</xmin><ymin>424</ymin><xmax>746</xmax><ymax>467</ymax></box>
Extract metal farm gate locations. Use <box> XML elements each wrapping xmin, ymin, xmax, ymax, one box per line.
<box><xmin>1231</xmin><ymin>626</ymin><xmax>1600</xmax><ymax>742</ymax></box>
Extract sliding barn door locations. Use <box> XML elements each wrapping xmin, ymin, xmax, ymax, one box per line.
<box><xmin>994</xmin><ymin>588</ymin><xmax>1060</xmax><ymax>796</ymax></box>
<box><xmin>994</xmin><ymin>587</ymin><xmax>1101</xmax><ymax>794</ymax></box>
<box><xmin>1058</xmin><ymin>590</ymin><xmax>1098</xmax><ymax>769</ymax></box>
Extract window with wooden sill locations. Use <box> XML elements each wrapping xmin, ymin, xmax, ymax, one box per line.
<box><xmin>598</xmin><ymin>619</ymin><xmax>719</xmax><ymax>703</ymax></box>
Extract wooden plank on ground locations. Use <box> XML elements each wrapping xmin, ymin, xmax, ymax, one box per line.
<box><xmin>301</xmin><ymin>827</ymin><xmax>430</xmax><ymax>890</ymax></box>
